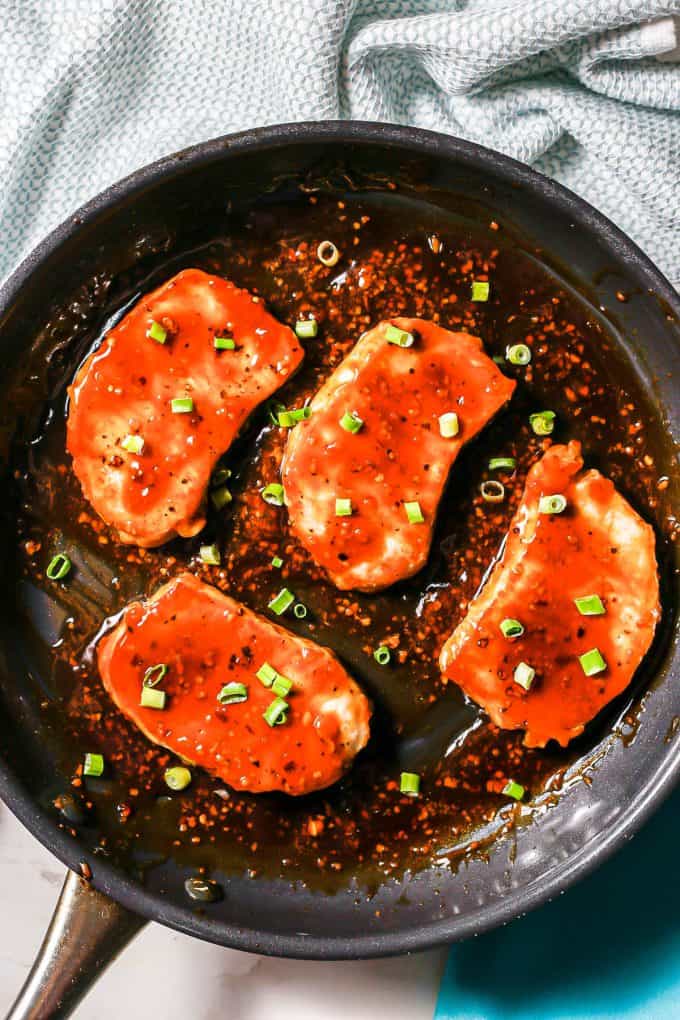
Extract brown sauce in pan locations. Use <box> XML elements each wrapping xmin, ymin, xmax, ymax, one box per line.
<box><xmin>8</xmin><ymin>187</ymin><xmax>677</xmax><ymax>891</ymax></box>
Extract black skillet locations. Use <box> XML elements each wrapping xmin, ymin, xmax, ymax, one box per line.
<box><xmin>1</xmin><ymin>123</ymin><xmax>678</xmax><ymax>1019</ymax></box>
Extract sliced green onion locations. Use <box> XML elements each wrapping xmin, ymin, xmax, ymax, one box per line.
<box><xmin>400</xmin><ymin>771</ymin><xmax>420</xmax><ymax>797</ymax></box>
<box><xmin>268</xmin><ymin>588</ymin><xmax>295</xmax><ymax>616</ymax></box>
<box><xmin>289</xmin><ymin>406</ymin><xmax>312</xmax><ymax>422</ymax></box>
<box><xmin>574</xmin><ymin>594</ymin><xmax>606</xmax><ymax>616</ymax></box>
<box><xmin>276</xmin><ymin>410</ymin><xmax>295</xmax><ymax>427</ymax></box>
<box><xmin>500</xmin><ymin>618</ymin><xmax>524</xmax><ymax>639</ymax></box>
<box><xmin>121</xmin><ymin>434</ymin><xmax>144</xmax><ymax>455</ymax></box>
<box><xmin>340</xmin><ymin>410</ymin><xmax>364</xmax><ymax>434</ymax></box>
<box><xmin>506</xmin><ymin>343</ymin><xmax>531</xmax><ymax>366</ymax></box>
<box><xmin>335</xmin><ymin>497</ymin><xmax>353</xmax><ymax>517</ymax></box>
<box><xmin>385</xmin><ymin>324</ymin><xmax>415</xmax><ymax>348</ymax></box>
<box><xmin>147</xmin><ymin>320</ymin><xmax>167</xmax><ymax>344</ymax></box>
<box><xmin>480</xmin><ymin>480</ymin><xmax>505</xmax><ymax>503</ymax></box>
<box><xmin>374</xmin><ymin>645</ymin><xmax>391</xmax><ymax>666</ymax></box>
<box><xmin>256</xmin><ymin>662</ymin><xmax>277</xmax><ymax>687</ymax></box>
<box><xmin>217</xmin><ymin>682</ymin><xmax>248</xmax><ymax>705</ymax></box>
<box><xmin>271</xmin><ymin>555</ymin><xmax>283</xmax><ymax>569</ymax></box>
<box><xmin>471</xmin><ymin>280</ymin><xmax>490</xmax><ymax>302</ymax></box>
<box><xmin>261</xmin><ymin>483</ymin><xmax>285</xmax><ymax>506</ymax></box>
<box><xmin>514</xmin><ymin>661</ymin><xmax>535</xmax><ymax>691</ymax></box>
<box><xmin>143</xmin><ymin>663</ymin><xmax>168</xmax><ymax>688</ymax></box>
<box><xmin>489</xmin><ymin>457</ymin><xmax>516</xmax><ymax>472</ymax></box>
<box><xmin>263</xmin><ymin>697</ymin><xmax>289</xmax><ymax>727</ymax></box>
<box><xmin>293</xmin><ymin>602</ymin><xmax>308</xmax><ymax>619</ymax></box>
<box><xmin>275</xmin><ymin>406</ymin><xmax>310</xmax><ymax>428</ymax></box>
<box><xmin>164</xmin><ymin>766</ymin><xmax>192</xmax><ymax>791</ymax></box>
<box><xmin>211</xmin><ymin>485</ymin><xmax>232</xmax><ymax>510</ymax></box>
<box><xmin>214</xmin><ymin>336</ymin><xmax>235</xmax><ymax>350</ymax></box>
<box><xmin>211</xmin><ymin>467</ymin><xmax>232</xmax><ymax>488</ymax></box>
<box><xmin>295</xmin><ymin>318</ymin><xmax>318</xmax><ymax>339</ymax></box>
<box><xmin>272</xmin><ymin>674</ymin><xmax>293</xmax><ymax>698</ymax></box>
<box><xmin>83</xmin><ymin>753</ymin><xmax>104</xmax><ymax>778</ymax></box>
<box><xmin>404</xmin><ymin>500</ymin><xmax>424</xmax><ymax>524</ymax></box>
<box><xmin>530</xmin><ymin>410</ymin><xmax>556</xmax><ymax>436</ymax></box>
<box><xmin>140</xmin><ymin>686</ymin><xmax>167</xmax><ymax>710</ymax></box>
<box><xmin>538</xmin><ymin>493</ymin><xmax>567</xmax><ymax>515</ymax></box>
<box><xmin>171</xmin><ymin>396</ymin><xmax>194</xmax><ymax>414</ymax></box>
<box><xmin>579</xmin><ymin>648</ymin><xmax>607</xmax><ymax>676</ymax></box>
<box><xmin>502</xmin><ymin>779</ymin><xmax>525</xmax><ymax>801</ymax></box>
<box><xmin>438</xmin><ymin>412</ymin><xmax>460</xmax><ymax>438</ymax></box>
<box><xmin>46</xmin><ymin>553</ymin><xmax>71</xmax><ymax>581</ymax></box>
<box><xmin>317</xmin><ymin>241</ymin><xmax>340</xmax><ymax>267</ymax></box>
<box><xmin>199</xmin><ymin>544</ymin><xmax>221</xmax><ymax>566</ymax></box>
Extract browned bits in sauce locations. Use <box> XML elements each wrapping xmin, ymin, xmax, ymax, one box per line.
<box><xmin>10</xmin><ymin>186</ymin><xmax>674</xmax><ymax>892</ymax></box>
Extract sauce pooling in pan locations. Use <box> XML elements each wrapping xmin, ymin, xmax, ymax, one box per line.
<box><xmin>11</xmin><ymin>185</ymin><xmax>675</xmax><ymax>890</ymax></box>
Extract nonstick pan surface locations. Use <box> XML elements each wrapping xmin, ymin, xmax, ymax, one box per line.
<box><xmin>0</xmin><ymin>123</ymin><xmax>678</xmax><ymax>960</ymax></box>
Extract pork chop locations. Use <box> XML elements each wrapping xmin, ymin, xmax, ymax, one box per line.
<box><xmin>439</xmin><ymin>441</ymin><xmax>660</xmax><ymax>747</ymax></box>
<box><xmin>67</xmin><ymin>269</ymin><xmax>303</xmax><ymax>547</ymax></box>
<box><xmin>97</xmin><ymin>572</ymin><xmax>371</xmax><ymax>795</ymax></box>
<box><xmin>281</xmin><ymin>317</ymin><xmax>515</xmax><ymax>591</ymax></box>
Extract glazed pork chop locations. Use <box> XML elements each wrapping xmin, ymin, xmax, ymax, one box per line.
<box><xmin>67</xmin><ymin>269</ymin><xmax>303</xmax><ymax>547</ymax></box>
<box><xmin>281</xmin><ymin>318</ymin><xmax>515</xmax><ymax>591</ymax></box>
<box><xmin>97</xmin><ymin>572</ymin><xmax>371</xmax><ymax>795</ymax></box>
<box><xmin>439</xmin><ymin>441</ymin><xmax>660</xmax><ymax>747</ymax></box>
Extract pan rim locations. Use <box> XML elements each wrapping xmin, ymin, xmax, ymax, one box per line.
<box><xmin>0</xmin><ymin>120</ymin><xmax>678</xmax><ymax>960</ymax></box>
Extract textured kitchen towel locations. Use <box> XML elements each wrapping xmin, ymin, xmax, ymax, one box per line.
<box><xmin>0</xmin><ymin>1</ymin><xmax>679</xmax><ymax>289</ymax></box>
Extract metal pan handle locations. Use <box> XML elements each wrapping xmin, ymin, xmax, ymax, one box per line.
<box><xmin>6</xmin><ymin>868</ymin><xmax>146</xmax><ymax>1020</ymax></box>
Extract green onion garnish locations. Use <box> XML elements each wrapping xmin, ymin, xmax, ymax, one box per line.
<box><xmin>579</xmin><ymin>648</ymin><xmax>607</xmax><ymax>676</ymax></box>
<box><xmin>480</xmin><ymin>480</ymin><xmax>505</xmax><ymax>503</ymax></box>
<box><xmin>471</xmin><ymin>280</ymin><xmax>490</xmax><ymax>302</ymax></box>
<box><xmin>574</xmin><ymin>594</ymin><xmax>606</xmax><ymax>616</ymax></box>
<box><xmin>503</xmin><ymin>780</ymin><xmax>525</xmax><ymax>801</ymax></box>
<box><xmin>500</xmin><ymin>618</ymin><xmax>524</xmax><ymax>639</ymax></box>
<box><xmin>199</xmin><ymin>544</ymin><xmax>221</xmax><ymax>565</ymax></box>
<box><xmin>271</xmin><ymin>555</ymin><xmax>283</xmax><ymax>569</ymax></box>
<box><xmin>121</xmin><ymin>434</ymin><xmax>144</xmax><ymax>454</ymax></box>
<box><xmin>404</xmin><ymin>500</ymin><xmax>424</xmax><ymax>524</ymax></box>
<box><xmin>293</xmin><ymin>602</ymin><xmax>308</xmax><ymax>619</ymax></box>
<box><xmin>214</xmin><ymin>336</ymin><xmax>235</xmax><ymax>350</ymax></box>
<box><xmin>529</xmin><ymin>411</ymin><xmax>556</xmax><ymax>436</ymax></box>
<box><xmin>400</xmin><ymin>771</ymin><xmax>420</xmax><ymax>797</ymax></box>
<box><xmin>256</xmin><ymin>662</ymin><xmax>277</xmax><ymax>688</ymax></box>
<box><xmin>271</xmin><ymin>674</ymin><xmax>293</xmax><ymax>698</ymax></box>
<box><xmin>171</xmin><ymin>397</ymin><xmax>194</xmax><ymax>414</ymax></box>
<box><xmin>335</xmin><ymin>497</ymin><xmax>353</xmax><ymax>517</ymax></box>
<box><xmin>295</xmin><ymin>319</ymin><xmax>318</xmax><ymax>339</ymax></box>
<box><xmin>261</xmin><ymin>483</ymin><xmax>285</xmax><ymax>506</ymax></box>
<box><xmin>140</xmin><ymin>686</ymin><xmax>167</xmax><ymax>710</ymax></box>
<box><xmin>506</xmin><ymin>343</ymin><xmax>531</xmax><ymax>366</ymax></box>
<box><xmin>143</xmin><ymin>663</ymin><xmax>168</xmax><ymax>688</ymax></box>
<box><xmin>83</xmin><ymin>753</ymin><xmax>104</xmax><ymax>778</ymax></box>
<box><xmin>489</xmin><ymin>457</ymin><xmax>516</xmax><ymax>472</ymax></box>
<box><xmin>164</xmin><ymin>766</ymin><xmax>192</xmax><ymax>791</ymax></box>
<box><xmin>276</xmin><ymin>406</ymin><xmax>311</xmax><ymax>428</ymax></box>
<box><xmin>263</xmin><ymin>697</ymin><xmax>289</xmax><ymax>727</ymax></box>
<box><xmin>211</xmin><ymin>485</ymin><xmax>232</xmax><ymax>510</ymax></box>
<box><xmin>217</xmin><ymin>682</ymin><xmax>248</xmax><ymax>705</ymax></box>
<box><xmin>268</xmin><ymin>588</ymin><xmax>295</xmax><ymax>616</ymax></box>
<box><xmin>211</xmin><ymin>467</ymin><xmax>232</xmax><ymax>488</ymax></box>
<box><xmin>538</xmin><ymin>494</ymin><xmax>567</xmax><ymax>515</ymax></box>
<box><xmin>46</xmin><ymin>553</ymin><xmax>71</xmax><ymax>581</ymax></box>
<box><xmin>514</xmin><ymin>661</ymin><xmax>535</xmax><ymax>691</ymax></box>
<box><xmin>438</xmin><ymin>412</ymin><xmax>459</xmax><ymax>438</ymax></box>
<box><xmin>385</xmin><ymin>324</ymin><xmax>415</xmax><ymax>348</ymax></box>
<box><xmin>374</xmin><ymin>645</ymin><xmax>391</xmax><ymax>666</ymax></box>
<box><xmin>317</xmin><ymin>240</ymin><xmax>340</xmax><ymax>267</ymax></box>
<box><xmin>340</xmin><ymin>410</ymin><xmax>364</xmax><ymax>434</ymax></box>
<box><xmin>147</xmin><ymin>320</ymin><xmax>167</xmax><ymax>344</ymax></box>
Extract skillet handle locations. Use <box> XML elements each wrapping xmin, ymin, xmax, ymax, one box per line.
<box><xmin>6</xmin><ymin>868</ymin><xmax>146</xmax><ymax>1020</ymax></box>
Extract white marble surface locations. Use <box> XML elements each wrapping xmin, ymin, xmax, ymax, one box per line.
<box><xmin>0</xmin><ymin>804</ymin><xmax>445</xmax><ymax>1019</ymax></box>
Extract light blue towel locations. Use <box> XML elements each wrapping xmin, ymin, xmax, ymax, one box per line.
<box><xmin>0</xmin><ymin>1</ymin><xmax>678</xmax><ymax>287</ymax></box>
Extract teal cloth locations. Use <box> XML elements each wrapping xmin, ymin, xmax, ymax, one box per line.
<box><xmin>435</xmin><ymin>787</ymin><xmax>680</xmax><ymax>1020</ymax></box>
<box><xmin>0</xmin><ymin>1</ymin><xmax>678</xmax><ymax>286</ymax></box>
